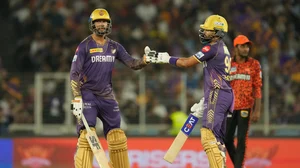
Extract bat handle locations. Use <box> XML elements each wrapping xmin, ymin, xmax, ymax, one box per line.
<box><xmin>191</xmin><ymin>113</ymin><xmax>201</xmax><ymax>118</ymax></box>
<box><xmin>81</xmin><ymin>111</ymin><xmax>92</xmax><ymax>133</ymax></box>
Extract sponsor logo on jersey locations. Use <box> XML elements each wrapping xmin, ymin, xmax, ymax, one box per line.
<box><xmin>195</xmin><ymin>51</ymin><xmax>204</xmax><ymax>60</ymax></box>
<box><xmin>230</xmin><ymin>66</ymin><xmax>236</xmax><ymax>73</ymax></box>
<box><xmin>83</xmin><ymin>102</ymin><xmax>92</xmax><ymax>109</ymax></box>
<box><xmin>91</xmin><ymin>55</ymin><xmax>115</xmax><ymax>62</ymax></box>
<box><xmin>202</xmin><ymin>46</ymin><xmax>210</xmax><ymax>52</ymax></box>
<box><xmin>113</xmin><ymin>106</ymin><xmax>120</xmax><ymax>112</ymax></box>
<box><xmin>229</xmin><ymin>74</ymin><xmax>251</xmax><ymax>81</ymax></box>
<box><xmin>111</xmin><ymin>49</ymin><xmax>116</xmax><ymax>54</ymax></box>
<box><xmin>90</xmin><ymin>48</ymin><xmax>103</xmax><ymax>53</ymax></box>
<box><xmin>72</xmin><ymin>55</ymin><xmax>78</xmax><ymax>62</ymax></box>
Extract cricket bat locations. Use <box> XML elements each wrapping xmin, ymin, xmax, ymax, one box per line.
<box><xmin>80</xmin><ymin>108</ymin><xmax>113</xmax><ymax>168</ymax></box>
<box><xmin>164</xmin><ymin>113</ymin><xmax>200</xmax><ymax>163</ymax></box>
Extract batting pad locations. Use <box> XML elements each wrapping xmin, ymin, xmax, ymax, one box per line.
<box><xmin>74</xmin><ymin>128</ymin><xmax>96</xmax><ymax>168</ymax></box>
<box><xmin>201</xmin><ymin>128</ymin><xmax>226</xmax><ymax>168</ymax></box>
<box><xmin>107</xmin><ymin>129</ymin><xmax>130</xmax><ymax>168</ymax></box>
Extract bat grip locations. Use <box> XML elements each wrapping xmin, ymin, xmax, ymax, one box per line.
<box><xmin>80</xmin><ymin>111</ymin><xmax>92</xmax><ymax>133</ymax></box>
<box><xmin>191</xmin><ymin>113</ymin><xmax>201</xmax><ymax>118</ymax></box>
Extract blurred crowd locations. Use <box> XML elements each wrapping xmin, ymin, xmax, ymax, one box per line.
<box><xmin>0</xmin><ymin>0</ymin><xmax>299</xmax><ymax>135</ymax></box>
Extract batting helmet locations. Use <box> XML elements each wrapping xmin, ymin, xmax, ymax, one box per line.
<box><xmin>89</xmin><ymin>8</ymin><xmax>112</xmax><ymax>36</ymax></box>
<box><xmin>199</xmin><ymin>15</ymin><xmax>228</xmax><ymax>44</ymax></box>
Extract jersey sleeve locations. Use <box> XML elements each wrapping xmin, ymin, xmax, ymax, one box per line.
<box><xmin>252</xmin><ymin>60</ymin><xmax>262</xmax><ymax>98</ymax></box>
<box><xmin>70</xmin><ymin>45</ymin><xmax>86</xmax><ymax>97</ymax></box>
<box><xmin>116</xmin><ymin>43</ymin><xmax>146</xmax><ymax>70</ymax></box>
<box><xmin>193</xmin><ymin>45</ymin><xmax>216</xmax><ymax>62</ymax></box>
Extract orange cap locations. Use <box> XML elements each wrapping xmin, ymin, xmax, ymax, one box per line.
<box><xmin>233</xmin><ymin>35</ymin><xmax>252</xmax><ymax>47</ymax></box>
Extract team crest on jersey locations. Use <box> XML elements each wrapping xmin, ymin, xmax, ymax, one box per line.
<box><xmin>90</xmin><ymin>48</ymin><xmax>103</xmax><ymax>53</ymax></box>
<box><xmin>202</xmin><ymin>46</ymin><xmax>211</xmax><ymax>52</ymax></box>
<box><xmin>241</xmin><ymin>110</ymin><xmax>249</xmax><ymax>118</ymax></box>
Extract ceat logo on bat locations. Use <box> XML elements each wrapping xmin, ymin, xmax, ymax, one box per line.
<box><xmin>181</xmin><ymin>114</ymin><xmax>199</xmax><ymax>136</ymax></box>
<box><xmin>202</xmin><ymin>46</ymin><xmax>211</xmax><ymax>52</ymax></box>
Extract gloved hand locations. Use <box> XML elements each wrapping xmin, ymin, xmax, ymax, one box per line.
<box><xmin>144</xmin><ymin>46</ymin><xmax>171</xmax><ymax>64</ymax></box>
<box><xmin>71</xmin><ymin>96</ymin><xmax>83</xmax><ymax>119</ymax></box>
<box><xmin>157</xmin><ymin>52</ymin><xmax>171</xmax><ymax>64</ymax></box>
<box><xmin>190</xmin><ymin>97</ymin><xmax>205</xmax><ymax>118</ymax></box>
<box><xmin>144</xmin><ymin>46</ymin><xmax>157</xmax><ymax>63</ymax></box>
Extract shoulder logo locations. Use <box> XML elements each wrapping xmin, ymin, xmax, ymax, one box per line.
<box><xmin>72</xmin><ymin>55</ymin><xmax>78</xmax><ymax>62</ymax></box>
<box><xmin>111</xmin><ymin>49</ymin><xmax>116</xmax><ymax>54</ymax></box>
<box><xmin>195</xmin><ymin>51</ymin><xmax>204</xmax><ymax>59</ymax></box>
<box><xmin>202</xmin><ymin>46</ymin><xmax>211</xmax><ymax>52</ymax></box>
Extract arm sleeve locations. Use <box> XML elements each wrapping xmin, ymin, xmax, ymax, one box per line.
<box><xmin>253</xmin><ymin>60</ymin><xmax>262</xmax><ymax>98</ymax></box>
<box><xmin>70</xmin><ymin>45</ymin><xmax>86</xmax><ymax>97</ymax></box>
<box><xmin>193</xmin><ymin>45</ymin><xmax>216</xmax><ymax>62</ymax></box>
<box><xmin>116</xmin><ymin>43</ymin><xmax>147</xmax><ymax>70</ymax></box>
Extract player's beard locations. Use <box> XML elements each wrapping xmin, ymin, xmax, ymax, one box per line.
<box><xmin>95</xmin><ymin>27</ymin><xmax>107</xmax><ymax>37</ymax></box>
<box><xmin>240</xmin><ymin>54</ymin><xmax>248</xmax><ymax>59</ymax></box>
<box><xmin>238</xmin><ymin>50</ymin><xmax>249</xmax><ymax>59</ymax></box>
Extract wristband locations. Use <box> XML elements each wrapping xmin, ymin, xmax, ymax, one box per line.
<box><xmin>169</xmin><ymin>57</ymin><xmax>179</xmax><ymax>66</ymax></box>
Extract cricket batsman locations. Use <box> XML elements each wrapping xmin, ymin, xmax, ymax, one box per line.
<box><xmin>70</xmin><ymin>8</ymin><xmax>149</xmax><ymax>168</ymax></box>
<box><xmin>145</xmin><ymin>15</ymin><xmax>234</xmax><ymax>168</ymax></box>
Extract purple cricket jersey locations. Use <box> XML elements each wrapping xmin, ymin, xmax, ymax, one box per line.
<box><xmin>193</xmin><ymin>40</ymin><xmax>234</xmax><ymax>143</ymax></box>
<box><xmin>193</xmin><ymin>40</ymin><xmax>232</xmax><ymax>91</ymax></box>
<box><xmin>70</xmin><ymin>35</ymin><xmax>145</xmax><ymax>99</ymax></box>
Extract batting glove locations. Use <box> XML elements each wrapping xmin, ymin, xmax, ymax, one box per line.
<box><xmin>157</xmin><ymin>52</ymin><xmax>171</xmax><ymax>64</ymax></box>
<box><xmin>190</xmin><ymin>97</ymin><xmax>205</xmax><ymax>118</ymax></box>
<box><xmin>144</xmin><ymin>46</ymin><xmax>157</xmax><ymax>63</ymax></box>
<box><xmin>71</xmin><ymin>96</ymin><xmax>83</xmax><ymax>119</ymax></box>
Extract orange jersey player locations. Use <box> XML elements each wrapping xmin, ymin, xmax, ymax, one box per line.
<box><xmin>225</xmin><ymin>35</ymin><xmax>262</xmax><ymax>168</ymax></box>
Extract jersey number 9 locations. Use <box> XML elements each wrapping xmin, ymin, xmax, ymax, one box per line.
<box><xmin>223</xmin><ymin>46</ymin><xmax>231</xmax><ymax>73</ymax></box>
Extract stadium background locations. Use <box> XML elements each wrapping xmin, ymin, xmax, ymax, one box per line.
<box><xmin>0</xmin><ymin>0</ymin><xmax>299</xmax><ymax>167</ymax></box>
